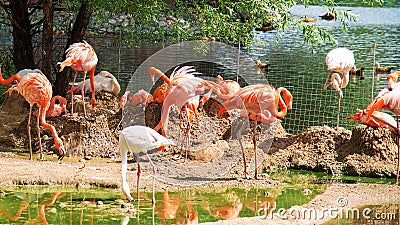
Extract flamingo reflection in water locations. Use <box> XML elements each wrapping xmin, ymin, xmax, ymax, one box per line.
<box><xmin>203</xmin><ymin>202</ymin><xmax>243</xmax><ymax>221</ymax></box>
<box><xmin>0</xmin><ymin>193</ymin><xmax>29</xmax><ymax>222</ymax></box>
<box><xmin>155</xmin><ymin>191</ymin><xmax>198</xmax><ymax>225</ymax></box>
<box><xmin>0</xmin><ymin>192</ymin><xmax>65</xmax><ymax>224</ymax></box>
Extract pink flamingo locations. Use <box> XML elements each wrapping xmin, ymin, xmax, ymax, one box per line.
<box><xmin>59</xmin><ymin>40</ymin><xmax>98</xmax><ymax>116</ymax></box>
<box><xmin>218</xmin><ymin>84</ymin><xmax>293</xmax><ymax>179</ymax></box>
<box><xmin>199</xmin><ymin>75</ymin><xmax>240</xmax><ymax>107</ymax></box>
<box><xmin>6</xmin><ymin>72</ymin><xmax>66</xmax><ymax>160</ymax></box>
<box><xmin>324</xmin><ymin>47</ymin><xmax>355</xmax><ymax>90</ymax></box>
<box><xmin>119</xmin><ymin>90</ymin><xmax>154</xmax><ymax>110</ymax></box>
<box><xmin>0</xmin><ymin>67</ymin><xmax>21</xmax><ymax>86</ymax></box>
<box><xmin>120</xmin><ymin>125</ymin><xmax>174</xmax><ymax>203</ymax></box>
<box><xmin>365</xmin><ymin>80</ymin><xmax>400</xmax><ymax>184</ymax></box>
<box><xmin>347</xmin><ymin>109</ymin><xmax>397</xmax><ymax>132</ymax></box>
<box><xmin>151</xmin><ymin>74</ymin><xmax>201</xmax><ymax>159</ymax></box>
<box><xmin>149</xmin><ymin>66</ymin><xmax>217</xmax><ymax>139</ymax></box>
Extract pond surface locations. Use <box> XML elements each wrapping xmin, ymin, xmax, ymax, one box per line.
<box><xmin>0</xmin><ymin>184</ymin><xmax>323</xmax><ymax>224</ymax></box>
<box><xmin>0</xmin><ymin>169</ymin><xmax>396</xmax><ymax>224</ymax></box>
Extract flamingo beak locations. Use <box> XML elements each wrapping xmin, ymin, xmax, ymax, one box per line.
<box><xmin>58</xmin><ymin>146</ymin><xmax>66</xmax><ymax>161</ymax></box>
<box><xmin>323</xmin><ymin>71</ymin><xmax>332</xmax><ymax>90</ymax></box>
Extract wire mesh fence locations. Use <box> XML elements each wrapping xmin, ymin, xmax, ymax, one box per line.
<box><xmin>0</xmin><ymin>30</ymin><xmax>397</xmax><ymax>135</ymax></box>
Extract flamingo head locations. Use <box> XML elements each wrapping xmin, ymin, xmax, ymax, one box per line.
<box><xmin>58</xmin><ymin>97</ymin><xmax>68</xmax><ymax>115</ymax></box>
<box><xmin>278</xmin><ymin>87</ymin><xmax>293</xmax><ymax>110</ymax></box>
<box><xmin>149</xmin><ymin>67</ymin><xmax>157</xmax><ymax>85</ymax></box>
<box><xmin>55</xmin><ymin>139</ymin><xmax>66</xmax><ymax>161</ymax></box>
<box><xmin>119</xmin><ymin>91</ymin><xmax>130</xmax><ymax>110</ymax></box>
<box><xmin>387</xmin><ymin>72</ymin><xmax>399</xmax><ymax>91</ymax></box>
<box><xmin>145</xmin><ymin>94</ymin><xmax>154</xmax><ymax>107</ymax></box>
<box><xmin>345</xmin><ymin>109</ymin><xmax>364</xmax><ymax>121</ymax></box>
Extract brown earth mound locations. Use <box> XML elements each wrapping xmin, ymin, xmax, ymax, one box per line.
<box><xmin>263</xmin><ymin>124</ymin><xmax>398</xmax><ymax>177</ymax></box>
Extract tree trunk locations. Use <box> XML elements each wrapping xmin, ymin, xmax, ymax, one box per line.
<box><xmin>42</xmin><ymin>0</ymin><xmax>54</xmax><ymax>83</ymax></box>
<box><xmin>53</xmin><ymin>0</ymin><xmax>95</xmax><ymax>97</ymax></box>
<box><xmin>10</xmin><ymin>0</ymin><xmax>35</xmax><ymax>71</ymax></box>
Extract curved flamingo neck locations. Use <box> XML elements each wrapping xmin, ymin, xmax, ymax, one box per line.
<box><xmin>332</xmin><ymin>73</ymin><xmax>342</xmax><ymax>83</ymax></box>
<box><xmin>38</xmin><ymin>105</ymin><xmax>64</xmax><ymax>151</ymax></box>
<box><xmin>0</xmin><ymin>68</ymin><xmax>21</xmax><ymax>86</ymax></box>
<box><xmin>48</xmin><ymin>96</ymin><xmax>67</xmax><ymax>113</ymax></box>
<box><xmin>150</xmin><ymin>67</ymin><xmax>171</xmax><ymax>85</ymax></box>
<box><xmin>275</xmin><ymin>87</ymin><xmax>293</xmax><ymax>119</ymax></box>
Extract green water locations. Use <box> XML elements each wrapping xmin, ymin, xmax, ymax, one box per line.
<box><xmin>0</xmin><ymin>174</ymin><xmax>324</xmax><ymax>224</ymax></box>
<box><xmin>1</xmin><ymin>169</ymin><xmax>396</xmax><ymax>224</ymax></box>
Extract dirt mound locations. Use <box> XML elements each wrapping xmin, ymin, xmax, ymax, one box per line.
<box><xmin>263</xmin><ymin>126</ymin><xmax>351</xmax><ymax>174</ymax></box>
<box><xmin>263</xmin><ymin>124</ymin><xmax>399</xmax><ymax>177</ymax></box>
<box><xmin>341</xmin><ymin>124</ymin><xmax>397</xmax><ymax>177</ymax></box>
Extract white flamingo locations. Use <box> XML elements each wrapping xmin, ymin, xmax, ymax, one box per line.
<box><xmin>69</xmin><ymin>71</ymin><xmax>120</xmax><ymax>95</ymax></box>
<box><xmin>120</xmin><ymin>125</ymin><xmax>174</xmax><ymax>203</ymax></box>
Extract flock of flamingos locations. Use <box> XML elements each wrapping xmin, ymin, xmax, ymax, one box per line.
<box><xmin>0</xmin><ymin>40</ymin><xmax>400</xmax><ymax>203</ymax></box>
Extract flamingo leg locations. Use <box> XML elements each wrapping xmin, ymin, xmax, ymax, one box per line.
<box><xmin>336</xmin><ymin>95</ymin><xmax>341</xmax><ymax>129</ymax></box>
<box><xmin>253</xmin><ymin>115</ymin><xmax>258</xmax><ymax>180</ymax></box>
<box><xmin>89</xmin><ymin>69</ymin><xmax>96</xmax><ymax>111</ymax></box>
<box><xmin>70</xmin><ymin>71</ymin><xmax>79</xmax><ymax>116</ymax></box>
<box><xmin>396</xmin><ymin>115</ymin><xmax>400</xmax><ymax>185</ymax></box>
<box><xmin>136</xmin><ymin>153</ymin><xmax>141</xmax><ymax>202</ymax></box>
<box><xmin>186</xmin><ymin>121</ymin><xmax>190</xmax><ymax>163</ymax></box>
<box><xmin>237</xmin><ymin>118</ymin><xmax>249</xmax><ymax>179</ymax></box>
<box><xmin>145</xmin><ymin>152</ymin><xmax>157</xmax><ymax>204</ymax></box>
<box><xmin>28</xmin><ymin>106</ymin><xmax>33</xmax><ymax>160</ymax></box>
<box><xmin>184</xmin><ymin>107</ymin><xmax>191</xmax><ymax>163</ymax></box>
<box><xmin>81</xmin><ymin>71</ymin><xmax>87</xmax><ymax>116</ymax></box>
<box><xmin>36</xmin><ymin>108</ymin><xmax>43</xmax><ymax>160</ymax></box>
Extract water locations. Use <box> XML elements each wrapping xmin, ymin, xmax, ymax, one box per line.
<box><xmin>1</xmin><ymin>170</ymin><xmax>396</xmax><ymax>224</ymax></box>
<box><xmin>0</xmin><ymin>174</ymin><xmax>327</xmax><ymax>224</ymax></box>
